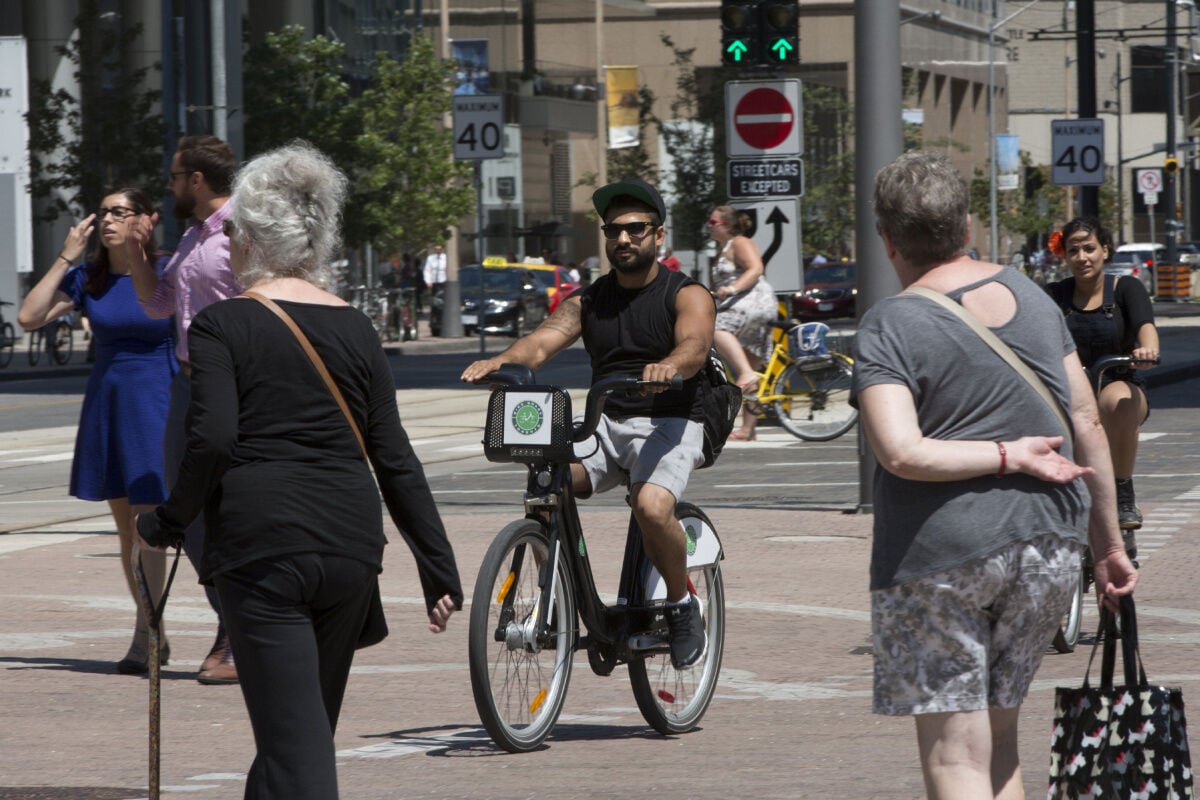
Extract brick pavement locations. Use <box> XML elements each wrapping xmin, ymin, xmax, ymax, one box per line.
<box><xmin>3</xmin><ymin>501</ymin><xmax>1199</xmax><ymax>799</ymax></box>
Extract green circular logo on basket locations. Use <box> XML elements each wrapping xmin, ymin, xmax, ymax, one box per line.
<box><xmin>511</xmin><ymin>400</ymin><xmax>544</xmax><ymax>435</ymax></box>
<box><xmin>685</xmin><ymin>524</ymin><xmax>698</xmax><ymax>556</ymax></box>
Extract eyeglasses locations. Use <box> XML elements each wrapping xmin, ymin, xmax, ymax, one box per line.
<box><xmin>96</xmin><ymin>206</ymin><xmax>139</xmax><ymax>221</ymax></box>
<box><xmin>167</xmin><ymin>170</ymin><xmax>191</xmax><ymax>182</ymax></box>
<box><xmin>707</xmin><ymin>218</ymin><xmax>726</xmax><ymax>227</ymax></box>
<box><xmin>600</xmin><ymin>221</ymin><xmax>656</xmax><ymax>241</ymax></box>
<box><xmin>222</xmin><ymin>219</ymin><xmax>236</xmax><ymax>238</ymax></box>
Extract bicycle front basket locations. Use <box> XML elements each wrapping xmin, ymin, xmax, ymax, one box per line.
<box><xmin>483</xmin><ymin>385</ymin><xmax>575</xmax><ymax>464</ymax></box>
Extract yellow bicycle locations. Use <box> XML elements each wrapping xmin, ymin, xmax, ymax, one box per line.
<box><xmin>742</xmin><ymin>320</ymin><xmax>858</xmax><ymax>441</ymax></box>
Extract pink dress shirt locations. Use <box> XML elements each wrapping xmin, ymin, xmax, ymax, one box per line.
<box><xmin>140</xmin><ymin>203</ymin><xmax>242</xmax><ymax>363</ymax></box>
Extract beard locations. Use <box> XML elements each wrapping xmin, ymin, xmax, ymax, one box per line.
<box><xmin>172</xmin><ymin>189</ymin><xmax>196</xmax><ymax>220</ymax></box>
<box><xmin>607</xmin><ymin>244</ymin><xmax>655</xmax><ymax>274</ymax></box>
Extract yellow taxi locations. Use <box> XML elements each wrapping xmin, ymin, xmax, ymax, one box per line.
<box><xmin>482</xmin><ymin>257</ymin><xmax>581</xmax><ymax>313</ymax></box>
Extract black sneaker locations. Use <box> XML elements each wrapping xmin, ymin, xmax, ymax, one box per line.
<box><xmin>664</xmin><ymin>597</ymin><xmax>706</xmax><ymax>669</ymax></box>
<box><xmin>1118</xmin><ymin>501</ymin><xmax>1143</xmax><ymax>531</ymax></box>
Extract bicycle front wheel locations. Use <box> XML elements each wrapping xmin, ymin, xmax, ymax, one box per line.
<box><xmin>0</xmin><ymin>322</ymin><xmax>14</xmax><ymax>368</ymax></box>
<box><xmin>628</xmin><ymin>502</ymin><xmax>725</xmax><ymax>735</ymax></box>
<box><xmin>469</xmin><ymin>519</ymin><xmax>576</xmax><ymax>752</ymax></box>
<box><xmin>772</xmin><ymin>355</ymin><xmax>857</xmax><ymax>441</ymax></box>
<box><xmin>1052</xmin><ymin>565</ymin><xmax>1086</xmax><ymax>654</ymax></box>
<box><xmin>52</xmin><ymin>321</ymin><xmax>73</xmax><ymax>365</ymax></box>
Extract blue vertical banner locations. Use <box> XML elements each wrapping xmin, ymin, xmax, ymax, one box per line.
<box><xmin>451</xmin><ymin>39</ymin><xmax>489</xmax><ymax>96</ymax></box>
<box><xmin>995</xmin><ymin>134</ymin><xmax>1020</xmax><ymax>191</ymax></box>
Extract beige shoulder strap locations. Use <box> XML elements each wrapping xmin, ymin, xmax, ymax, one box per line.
<box><xmin>903</xmin><ymin>285</ymin><xmax>1072</xmax><ymax>440</ymax></box>
<box><xmin>241</xmin><ymin>291</ymin><xmax>368</xmax><ymax>461</ymax></box>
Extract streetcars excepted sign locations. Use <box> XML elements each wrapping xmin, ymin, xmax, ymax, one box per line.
<box><xmin>727</xmin><ymin>158</ymin><xmax>804</xmax><ymax>199</ymax></box>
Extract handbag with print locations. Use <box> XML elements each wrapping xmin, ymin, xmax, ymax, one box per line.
<box><xmin>1047</xmin><ymin>595</ymin><xmax>1192</xmax><ymax>799</ymax></box>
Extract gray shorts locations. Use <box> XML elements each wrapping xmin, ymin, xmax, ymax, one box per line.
<box><xmin>575</xmin><ymin>415</ymin><xmax>704</xmax><ymax>501</ymax></box>
<box><xmin>870</xmin><ymin>533</ymin><xmax>1082</xmax><ymax>716</ymax></box>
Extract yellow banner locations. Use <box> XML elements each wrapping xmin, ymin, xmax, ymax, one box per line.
<box><xmin>605</xmin><ymin>65</ymin><xmax>639</xmax><ymax>150</ymax></box>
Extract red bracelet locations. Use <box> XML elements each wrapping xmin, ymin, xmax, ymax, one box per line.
<box><xmin>995</xmin><ymin>442</ymin><xmax>1007</xmax><ymax>478</ymax></box>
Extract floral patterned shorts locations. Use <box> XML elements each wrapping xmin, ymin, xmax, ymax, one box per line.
<box><xmin>870</xmin><ymin>533</ymin><xmax>1082</xmax><ymax>716</ymax></box>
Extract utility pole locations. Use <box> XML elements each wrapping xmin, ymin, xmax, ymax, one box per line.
<box><xmin>1165</xmin><ymin>0</ymin><xmax>1179</xmax><ymax>275</ymax></box>
<box><xmin>1077</xmin><ymin>0</ymin><xmax>1099</xmax><ymax>218</ymax></box>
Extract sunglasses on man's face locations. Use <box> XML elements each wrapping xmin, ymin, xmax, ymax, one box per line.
<box><xmin>600</xmin><ymin>221</ymin><xmax>656</xmax><ymax>241</ymax></box>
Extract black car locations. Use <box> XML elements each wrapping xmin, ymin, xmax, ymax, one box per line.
<box><xmin>430</xmin><ymin>265</ymin><xmax>549</xmax><ymax>337</ymax></box>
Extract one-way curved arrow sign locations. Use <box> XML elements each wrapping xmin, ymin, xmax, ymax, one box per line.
<box><xmin>761</xmin><ymin>206</ymin><xmax>789</xmax><ymax>265</ymax></box>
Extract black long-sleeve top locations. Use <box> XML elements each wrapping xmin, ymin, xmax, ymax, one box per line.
<box><xmin>137</xmin><ymin>297</ymin><xmax>462</xmax><ymax>614</ymax></box>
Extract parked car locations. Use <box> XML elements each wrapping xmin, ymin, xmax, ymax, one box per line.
<box><xmin>482</xmin><ymin>257</ymin><xmax>580</xmax><ymax>312</ymax></box>
<box><xmin>1109</xmin><ymin>243</ymin><xmax>1163</xmax><ymax>294</ymax></box>
<box><xmin>792</xmin><ymin>262</ymin><xmax>856</xmax><ymax>320</ymax></box>
<box><xmin>1177</xmin><ymin>242</ymin><xmax>1200</xmax><ymax>268</ymax></box>
<box><xmin>430</xmin><ymin>265</ymin><xmax>549</xmax><ymax>337</ymax></box>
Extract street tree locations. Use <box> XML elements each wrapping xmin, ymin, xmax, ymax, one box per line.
<box><xmin>801</xmin><ymin>84</ymin><xmax>854</xmax><ymax>260</ymax></box>
<box><xmin>25</xmin><ymin>0</ymin><xmax>164</xmax><ymax>222</ymax></box>
<box><xmin>346</xmin><ymin>34</ymin><xmax>475</xmax><ymax>256</ymax></box>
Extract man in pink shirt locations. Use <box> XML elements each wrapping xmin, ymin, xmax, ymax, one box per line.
<box><xmin>130</xmin><ymin>135</ymin><xmax>242</xmax><ymax>685</ymax></box>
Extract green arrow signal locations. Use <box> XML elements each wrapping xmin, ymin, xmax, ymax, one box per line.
<box><xmin>771</xmin><ymin>39</ymin><xmax>795</xmax><ymax>60</ymax></box>
<box><xmin>726</xmin><ymin>40</ymin><xmax>748</xmax><ymax>62</ymax></box>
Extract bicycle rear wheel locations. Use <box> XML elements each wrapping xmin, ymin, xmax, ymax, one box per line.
<box><xmin>772</xmin><ymin>355</ymin><xmax>857</xmax><ymax>441</ymax></box>
<box><xmin>469</xmin><ymin>519</ymin><xmax>576</xmax><ymax>752</ymax></box>
<box><xmin>27</xmin><ymin>328</ymin><xmax>42</xmax><ymax>366</ymax></box>
<box><xmin>0</xmin><ymin>322</ymin><xmax>14</xmax><ymax>368</ymax></box>
<box><xmin>52</xmin><ymin>321</ymin><xmax>73</xmax><ymax>365</ymax></box>
<box><xmin>628</xmin><ymin>502</ymin><xmax>725</xmax><ymax>735</ymax></box>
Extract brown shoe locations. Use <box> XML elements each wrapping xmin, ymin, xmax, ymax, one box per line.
<box><xmin>197</xmin><ymin>633</ymin><xmax>238</xmax><ymax>685</ymax></box>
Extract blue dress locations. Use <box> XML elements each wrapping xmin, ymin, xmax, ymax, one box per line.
<box><xmin>59</xmin><ymin>263</ymin><xmax>177</xmax><ymax>503</ymax></box>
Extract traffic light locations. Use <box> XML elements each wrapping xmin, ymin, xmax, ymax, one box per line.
<box><xmin>760</xmin><ymin>1</ymin><xmax>799</xmax><ymax>65</ymax></box>
<box><xmin>721</xmin><ymin>1</ymin><xmax>758</xmax><ymax>65</ymax></box>
<box><xmin>1165</xmin><ymin>156</ymin><xmax>1180</xmax><ymax>174</ymax></box>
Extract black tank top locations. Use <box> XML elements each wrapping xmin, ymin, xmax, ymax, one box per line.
<box><xmin>579</xmin><ymin>267</ymin><xmax>705</xmax><ymax>420</ymax></box>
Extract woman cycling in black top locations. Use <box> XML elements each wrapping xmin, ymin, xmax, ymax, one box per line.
<box><xmin>1047</xmin><ymin>217</ymin><xmax>1159</xmax><ymax>555</ymax></box>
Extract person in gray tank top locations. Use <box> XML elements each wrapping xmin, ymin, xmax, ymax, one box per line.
<box><xmin>851</xmin><ymin>152</ymin><xmax>1138</xmax><ymax>799</ymax></box>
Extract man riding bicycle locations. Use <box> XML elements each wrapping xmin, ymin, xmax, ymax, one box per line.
<box><xmin>461</xmin><ymin>178</ymin><xmax>716</xmax><ymax>668</ymax></box>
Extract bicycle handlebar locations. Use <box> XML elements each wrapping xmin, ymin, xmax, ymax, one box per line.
<box><xmin>1088</xmin><ymin>354</ymin><xmax>1160</xmax><ymax>393</ymax></box>
<box><xmin>475</xmin><ymin>365</ymin><xmax>683</xmax><ymax>444</ymax></box>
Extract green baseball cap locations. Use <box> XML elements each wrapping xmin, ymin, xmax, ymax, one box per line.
<box><xmin>592</xmin><ymin>178</ymin><xmax>666</xmax><ymax>221</ymax></box>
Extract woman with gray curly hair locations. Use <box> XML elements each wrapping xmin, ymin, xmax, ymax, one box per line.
<box><xmin>136</xmin><ymin>143</ymin><xmax>462</xmax><ymax>799</ymax></box>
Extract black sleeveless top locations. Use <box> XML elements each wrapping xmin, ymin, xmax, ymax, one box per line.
<box><xmin>579</xmin><ymin>267</ymin><xmax>706</xmax><ymax>421</ymax></box>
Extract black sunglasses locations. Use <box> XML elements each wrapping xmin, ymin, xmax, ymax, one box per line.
<box><xmin>600</xmin><ymin>221</ymin><xmax>657</xmax><ymax>241</ymax></box>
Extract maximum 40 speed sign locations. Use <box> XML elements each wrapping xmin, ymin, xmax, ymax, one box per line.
<box><xmin>453</xmin><ymin>95</ymin><xmax>505</xmax><ymax>161</ymax></box>
<box><xmin>1051</xmin><ymin>119</ymin><xmax>1105</xmax><ymax>186</ymax></box>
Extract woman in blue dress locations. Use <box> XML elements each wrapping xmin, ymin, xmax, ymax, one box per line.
<box><xmin>19</xmin><ymin>187</ymin><xmax>177</xmax><ymax>674</ymax></box>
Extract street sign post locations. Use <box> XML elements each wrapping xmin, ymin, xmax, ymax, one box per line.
<box><xmin>1050</xmin><ymin>118</ymin><xmax>1105</xmax><ymax>186</ymax></box>
<box><xmin>725</xmin><ymin>80</ymin><xmax>803</xmax><ymax>158</ymax></box>
<box><xmin>729</xmin><ymin>199</ymin><xmax>802</xmax><ymax>293</ymax></box>
<box><xmin>1137</xmin><ymin>168</ymin><xmax>1163</xmax><ymax>197</ymax></box>
<box><xmin>727</xmin><ymin>157</ymin><xmax>804</xmax><ymax>200</ymax></box>
<box><xmin>453</xmin><ymin>95</ymin><xmax>505</xmax><ymax>161</ymax></box>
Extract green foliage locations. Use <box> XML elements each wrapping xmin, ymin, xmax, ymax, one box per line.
<box><xmin>243</xmin><ymin>27</ymin><xmax>356</xmax><ymax>166</ymax></box>
<box><xmin>968</xmin><ymin>152</ymin><xmax>1066</xmax><ymax>250</ymax></box>
<box><xmin>654</xmin><ymin>36</ymin><xmax>722</xmax><ymax>255</ymax></box>
<box><xmin>801</xmin><ymin>84</ymin><xmax>854</xmax><ymax>259</ymax></box>
<box><xmin>244</xmin><ymin>30</ymin><xmax>474</xmax><ymax>253</ymax></box>
<box><xmin>348</xmin><ymin>35</ymin><xmax>474</xmax><ymax>253</ymax></box>
<box><xmin>25</xmin><ymin>0</ymin><xmax>165</xmax><ymax>222</ymax></box>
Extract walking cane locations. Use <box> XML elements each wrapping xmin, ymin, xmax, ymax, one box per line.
<box><xmin>133</xmin><ymin>544</ymin><xmax>181</xmax><ymax>800</ymax></box>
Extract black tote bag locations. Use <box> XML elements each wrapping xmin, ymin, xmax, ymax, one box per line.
<box><xmin>1047</xmin><ymin>595</ymin><xmax>1192</xmax><ymax>799</ymax></box>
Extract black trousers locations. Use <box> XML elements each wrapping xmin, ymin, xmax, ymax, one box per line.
<box><xmin>215</xmin><ymin>553</ymin><xmax>376</xmax><ymax>800</ymax></box>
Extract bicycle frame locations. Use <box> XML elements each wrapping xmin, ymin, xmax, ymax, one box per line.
<box><xmin>517</xmin><ymin>458</ymin><xmax>665</xmax><ymax>672</ymax></box>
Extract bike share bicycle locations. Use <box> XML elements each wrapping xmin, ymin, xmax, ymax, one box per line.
<box><xmin>467</xmin><ymin>364</ymin><xmax>725</xmax><ymax>752</ymax></box>
<box><xmin>1052</xmin><ymin>353</ymin><xmax>1157</xmax><ymax>654</ymax></box>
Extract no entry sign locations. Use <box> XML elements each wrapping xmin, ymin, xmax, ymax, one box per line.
<box><xmin>726</xmin><ymin>80</ymin><xmax>803</xmax><ymax>158</ymax></box>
